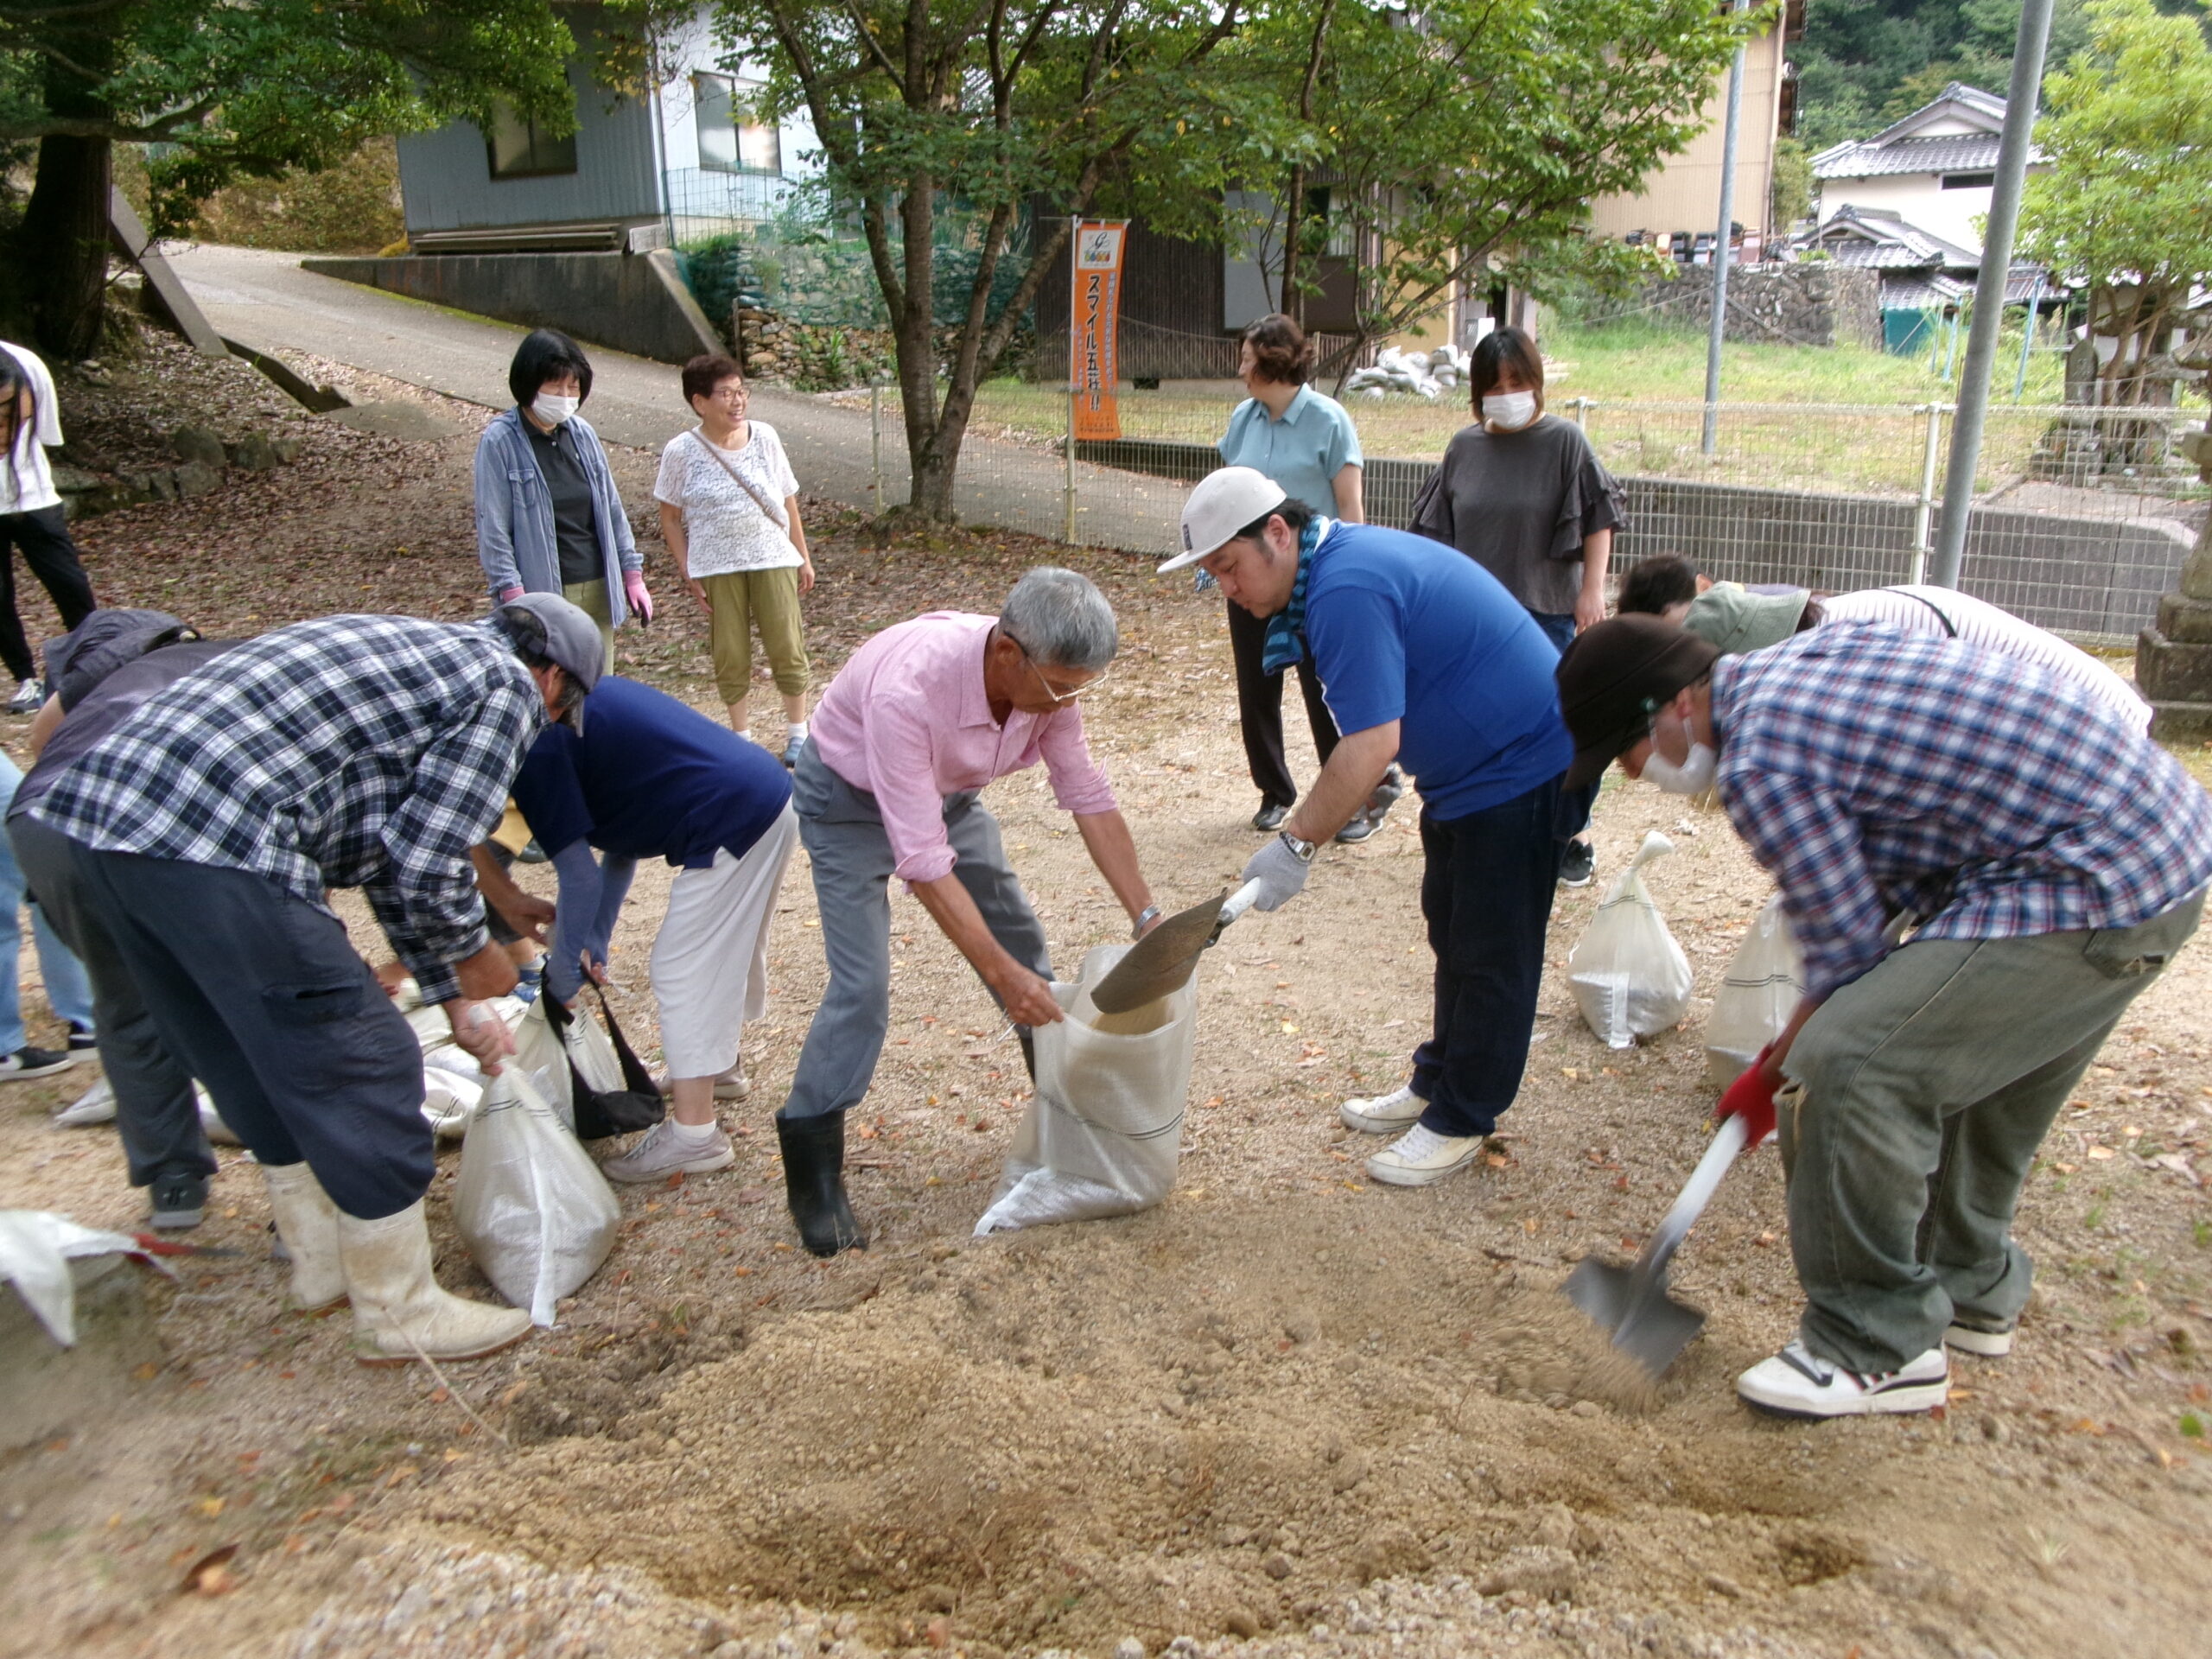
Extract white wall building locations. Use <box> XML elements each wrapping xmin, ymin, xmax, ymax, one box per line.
<box><xmin>1810</xmin><ymin>81</ymin><xmax>2045</xmax><ymax>262</ymax></box>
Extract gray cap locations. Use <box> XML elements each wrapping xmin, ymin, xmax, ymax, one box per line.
<box><xmin>499</xmin><ymin>592</ymin><xmax>604</xmax><ymax>728</ymax></box>
<box><xmin>1681</xmin><ymin>583</ymin><xmax>1811</xmax><ymax>656</ymax></box>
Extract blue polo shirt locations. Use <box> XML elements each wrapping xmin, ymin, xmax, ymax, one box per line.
<box><xmin>1302</xmin><ymin>523</ymin><xmax>1572</xmax><ymax>819</ymax></box>
<box><xmin>512</xmin><ymin>675</ymin><xmax>791</xmax><ymax>868</ymax></box>
<box><xmin>1218</xmin><ymin>385</ymin><xmax>1363</xmax><ymax>516</ymax></box>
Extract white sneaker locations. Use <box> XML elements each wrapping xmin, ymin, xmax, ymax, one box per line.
<box><xmin>8</xmin><ymin>677</ymin><xmax>42</xmax><ymax>715</ymax></box>
<box><xmin>54</xmin><ymin>1077</ymin><xmax>118</xmax><ymax>1127</ymax></box>
<box><xmin>1339</xmin><ymin>1083</ymin><xmax>1423</xmax><ymax>1135</ymax></box>
<box><xmin>1943</xmin><ymin>1321</ymin><xmax>2015</xmax><ymax>1357</ymax></box>
<box><xmin>1363</xmin><ymin>1123</ymin><xmax>1483</xmax><ymax>1187</ymax></box>
<box><xmin>600</xmin><ymin>1119</ymin><xmax>736</xmax><ymax>1183</ymax></box>
<box><xmin>1736</xmin><ymin>1338</ymin><xmax>1948</xmax><ymax>1419</ymax></box>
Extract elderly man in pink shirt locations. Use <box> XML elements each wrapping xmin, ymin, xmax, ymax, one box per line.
<box><xmin>779</xmin><ymin>567</ymin><xmax>1160</xmax><ymax>1255</ymax></box>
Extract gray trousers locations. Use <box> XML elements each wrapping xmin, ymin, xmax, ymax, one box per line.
<box><xmin>783</xmin><ymin>745</ymin><xmax>1050</xmax><ymax>1120</ymax></box>
<box><xmin>11</xmin><ymin>813</ymin><xmax>213</xmax><ymax>1191</ymax></box>
<box><xmin>1780</xmin><ymin>889</ymin><xmax>2203</xmax><ymax>1372</ymax></box>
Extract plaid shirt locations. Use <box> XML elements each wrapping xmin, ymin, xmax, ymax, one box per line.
<box><xmin>1713</xmin><ymin>622</ymin><xmax>2212</xmax><ymax>1001</ymax></box>
<box><xmin>28</xmin><ymin>615</ymin><xmax>545</xmax><ymax>1004</ymax></box>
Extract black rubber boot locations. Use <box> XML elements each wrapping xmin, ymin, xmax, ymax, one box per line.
<box><xmin>775</xmin><ymin>1109</ymin><xmax>866</xmax><ymax>1258</ymax></box>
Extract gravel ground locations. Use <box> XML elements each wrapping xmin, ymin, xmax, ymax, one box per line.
<box><xmin>3</xmin><ymin>321</ymin><xmax>2210</xmax><ymax>1659</ymax></box>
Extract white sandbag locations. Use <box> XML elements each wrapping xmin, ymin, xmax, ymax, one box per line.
<box><xmin>0</xmin><ymin>1210</ymin><xmax>151</xmax><ymax>1345</ymax></box>
<box><xmin>511</xmin><ymin>999</ymin><xmax>575</xmax><ymax>1133</ymax></box>
<box><xmin>562</xmin><ymin>1000</ymin><xmax>625</xmax><ymax>1096</ymax></box>
<box><xmin>452</xmin><ymin>1070</ymin><xmax>619</xmax><ymax>1325</ymax></box>
<box><xmin>422</xmin><ymin>1066</ymin><xmax>485</xmax><ymax>1140</ymax></box>
<box><xmin>1568</xmin><ymin>830</ymin><xmax>1694</xmax><ymax>1049</ymax></box>
<box><xmin>1703</xmin><ymin>893</ymin><xmax>1805</xmax><ymax>1087</ymax></box>
<box><xmin>975</xmin><ymin>944</ymin><xmax>1197</xmax><ymax>1236</ymax></box>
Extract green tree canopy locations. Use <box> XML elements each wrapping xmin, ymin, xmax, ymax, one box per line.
<box><xmin>2018</xmin><ymin>0</ymin><xmax>2212</xmax><ymax>405</ymax></box>
<box><xmin>1</xmin><ymin>0</ymin><xmax>578</xmax><ymax>353</ymax></box>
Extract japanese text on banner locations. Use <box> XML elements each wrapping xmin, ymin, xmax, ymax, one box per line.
<box><xmin>1071</xmin><ymin>221</ymin><xmax>1126</xmax><ymax>442</ymax></box>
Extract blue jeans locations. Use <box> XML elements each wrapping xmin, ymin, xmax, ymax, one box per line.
<box><xmin>0</xmin><ymin>756</ymin><xmax>93</xmax><ymax>1052</ymax></box>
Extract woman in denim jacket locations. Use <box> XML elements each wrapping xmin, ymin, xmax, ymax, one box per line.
<box><xmin>474</xmin><ymin>329</ymin><xmax>650</xmax><ymax>670</ymax></box>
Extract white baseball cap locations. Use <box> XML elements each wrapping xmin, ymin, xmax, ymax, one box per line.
<box><xmin>1160</xmin><ymin>467</ymin><xmax>1288</xmax><ymax>572</ymax></box>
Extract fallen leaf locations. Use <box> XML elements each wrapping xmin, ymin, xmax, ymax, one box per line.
<box><xmin>179</xmin><ymin>1544</ymin><xmax>239</xmax><ymax>1597</ymax></box>
<box><xmin>194</xmin><ymin>1497</ymin><xmax>225</xmax><ymax>1518</ymax></box>
<box><xmin>2088</xmin><ymin>1147</ymin><xmax>2115</xmax><ymax>1160</ymax></box>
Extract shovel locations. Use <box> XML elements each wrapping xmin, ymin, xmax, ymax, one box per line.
<box><xmin>1089</xmin><ymin>880</ymin><xmax>1264</xmax><ymax>1014</ymax></box>
<box><xmin>1561</xmin><ymin>1110</ymin><xmax>1753</xmax><ymax>1377</ymax></box>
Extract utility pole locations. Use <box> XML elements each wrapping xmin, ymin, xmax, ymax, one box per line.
<box><xmin>1929</xmin><ymin>0</ymin><xmax>2056</xmax><ymax>588</ymax></box>
<box><xmin>1701</xmin><ymin>0</ymin><xmax>1751</xmax><ymax>457</ymax></box>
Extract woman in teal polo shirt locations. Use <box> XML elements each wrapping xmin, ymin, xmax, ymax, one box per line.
<box><xmin>1217</xmin><ymin>314</ymin><xmax>1382</xmax><ymax>838</ymax></box>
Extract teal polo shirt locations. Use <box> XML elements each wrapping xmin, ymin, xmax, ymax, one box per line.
<box><xmin>1217</xmin><ymin>385</ymin><xmax>1363</xmax><ymax>517</ymax></box>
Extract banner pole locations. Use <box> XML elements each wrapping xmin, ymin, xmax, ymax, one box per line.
<box><xmin>1065</xmin><ymin>213</ymin><xmax>1080</xmax><ymax>545</ymax></box>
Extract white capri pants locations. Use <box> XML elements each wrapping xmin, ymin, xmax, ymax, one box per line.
<box><xmin>650</xmin><ymin>804</ymin><xmax>799</xmax><ymax>1079</ymax></box>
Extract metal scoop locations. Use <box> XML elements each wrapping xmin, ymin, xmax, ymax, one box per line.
<box><xmin>1561</xmin><ymin>1111</ymin><xmax>1751</xmax><ymax>1377</ymax></box>
<box><xmin>1088</xmin><ymin>880</ymin><xmax>1264</xmax><ymax>1014</ymax></box>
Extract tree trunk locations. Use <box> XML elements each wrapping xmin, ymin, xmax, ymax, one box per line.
<box><xmin>1280</xmin><ymin>164</ymin><xmax>1305</xmax><ymax>325</ymax></box>
<box><xmin>21</xmin><ymin>29</ymin><xmax>117</xmax><ymax>361</ymax></box>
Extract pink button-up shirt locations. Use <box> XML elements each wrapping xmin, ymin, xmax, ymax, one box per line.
<box><xmin>808</xmin><ymin>612</ymin><xmax>1119</xmax><ymax>886</ymax></box>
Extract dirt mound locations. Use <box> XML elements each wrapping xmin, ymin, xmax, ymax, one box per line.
<box><xmin>417</xmin><ymin>1205</ymin><xmax>1856</xmax><ymax>1655</ymax></box>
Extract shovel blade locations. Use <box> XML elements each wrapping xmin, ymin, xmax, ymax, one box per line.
<box><xmin>1560</xmin><ymin>1255</ymin><xmax>1708</xmax><ymax>1378</ymax></box>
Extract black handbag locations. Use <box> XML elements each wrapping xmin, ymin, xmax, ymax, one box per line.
<box><xmin>543</xmin><ymin>985</ymin><xmax>665</xmax><ymax>1141</ymax></box>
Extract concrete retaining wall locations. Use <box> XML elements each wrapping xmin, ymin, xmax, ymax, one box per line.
<box><xmin>302</xmin><ymin>251</ymin><xmax>722</xmax><ymax>367</ymax></box>
<box><xmin>1073</xmin><ymin>436</ymin><xmax>2190</xmax><ymax>640</ymax></box>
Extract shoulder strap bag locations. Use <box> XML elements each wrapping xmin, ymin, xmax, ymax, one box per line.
<box><xmin>690</xmin><ymin>425</ymin><xmax>788</xmax><ymax>531</ymax></box>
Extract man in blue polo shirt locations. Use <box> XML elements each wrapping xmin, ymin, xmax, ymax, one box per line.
<box><xmin>486</xmin><ymin>675</ymin><xmax>798</xmax><ymax>1182</ymax></box>
<box><xmin>1167</xmin><ymin>467</ymin><xmax>1580</xmax><ymax>1186</ymax></box>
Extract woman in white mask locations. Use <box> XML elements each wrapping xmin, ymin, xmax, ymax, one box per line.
<box><xmin>1410</xmin><ymin>325</ymin><xmax>1624</xmax><ymax>886</ymax></box>
<box><xmin>474</xmin><ymin>328</ymin><xmax>651</xmax><ymax>671</ymax></box>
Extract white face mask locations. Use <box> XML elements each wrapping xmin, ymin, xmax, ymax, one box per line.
<box><xmin>1642</xmin><ymin>740</ymin><xmax>1718</xmax><ymax>796</ymax></box>
<box><xmin>1482</xmin><ymin>390</ymin><xmax>1537</xmax><ymax>429</ymax></box>
<box><xmin>532</xmin><ymin>392</ymin><xmax>581</xmax><ymax>427</ymax></box>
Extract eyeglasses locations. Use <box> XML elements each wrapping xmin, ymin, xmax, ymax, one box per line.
<box><xmin>1018</xmin><ymin>643</ymin><xmax>1107</xmax><ymax>704</ymax></box>
<box><xmin>705</xmin><ymin>384</ymin><xmax>748</xmax><ymax>403</ymax></box>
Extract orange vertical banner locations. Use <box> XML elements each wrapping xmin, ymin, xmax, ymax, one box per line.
<box><xmin>1070</xmin><ymin>220</ymin><xmax>1126</xmax><ymax>442</ymax></box>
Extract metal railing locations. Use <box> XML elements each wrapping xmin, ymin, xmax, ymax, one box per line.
<box><xmin>837</xmin><ymin>386</ymin><xmax>2204</xmax><ymax>646</ymax></box>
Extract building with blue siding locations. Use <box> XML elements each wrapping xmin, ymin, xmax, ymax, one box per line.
<box><xmin>393</xmin><ymin>4</ymin><xmax>816</xmax><ymax>255</ymax></box>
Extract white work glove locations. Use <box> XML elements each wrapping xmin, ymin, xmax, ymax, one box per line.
<box><xmin>1240</xmin><ymin>832</ymin><xmax>1314</xmax><ymax>912</ymax></box>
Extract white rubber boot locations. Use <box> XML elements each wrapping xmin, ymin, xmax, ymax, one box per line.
<box><xmin>335</xmin><ymin>1201</ymin><xmax>532</xmax><ymax>1366</ymax></box>
<box><xmin>259</xmin><ymin>1161</ymin><xmax>346</xmax><ymax>1312</ymax></box>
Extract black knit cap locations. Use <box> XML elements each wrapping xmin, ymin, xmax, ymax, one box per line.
<box><xmin>1555</xmin><ymin>615</ymin><xmax>1721</xmax><ymax>790</ymax></box>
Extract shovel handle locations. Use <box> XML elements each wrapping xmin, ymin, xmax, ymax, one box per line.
<box><xmin>1635</xmin><ymin>1110</ymin><xmax>1751</xmax><ymax>1279</ymax></box>
<box><xmin>1217</xmin><ymin>880</ymin><xmax>1264</xmax><ymax>930</ymax></box>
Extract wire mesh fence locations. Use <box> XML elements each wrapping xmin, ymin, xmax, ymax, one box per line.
<box><xmin>830</xmin><ymin>386</ymin><xmax>2205</xmax><ymax>646</ymax></box>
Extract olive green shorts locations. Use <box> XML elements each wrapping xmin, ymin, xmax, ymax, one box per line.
<box><xmin>702</xmin><ymin>566</ymin><xmax>809</xmax><ymax>704</ymax></box>
<box><xmin>559</xmin><ymin>577</ymin><xmax>617</xmax><ymax>676</ymax></box>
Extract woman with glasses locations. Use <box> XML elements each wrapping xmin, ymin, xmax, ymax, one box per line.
<box><xmin>655</xmin><ymin>353</ymin><xmax>815</xmax><ymax>761</ymax></box>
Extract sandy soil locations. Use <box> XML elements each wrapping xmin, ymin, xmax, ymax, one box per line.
<box><xmin>3</xmin><ymin>327</ymin><xmax>2210</xmax><ymax>1659</ymax></box>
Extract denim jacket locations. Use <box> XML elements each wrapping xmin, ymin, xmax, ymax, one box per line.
<box><xmin>473</xmin><ymin>407</ymin><xmax>641</xmax><ymax>623</ymax></box>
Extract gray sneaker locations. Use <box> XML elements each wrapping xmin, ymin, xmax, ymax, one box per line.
<box><xmin>599</xmin><ymin>1119</ymin><xmax>736</xmax><ymax>1183</ymax></box>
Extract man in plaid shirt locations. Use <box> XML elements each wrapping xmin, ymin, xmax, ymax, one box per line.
<box><xmin>1558</xmin><ymin>614</ymin><xmax>2210</xmax><ymax>1420</ymax></box>
<box><xmin>13</xmin><ymin>598</ymin><xmax>606</xmax><ymax>1365</ymax></box>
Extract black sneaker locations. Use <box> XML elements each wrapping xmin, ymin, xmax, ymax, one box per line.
<box><xmin>1334</xmin><ymin>810</ymin><xmax>1381</xmax><ymax>844</ymax></box>
<box><xmin>67</xmin><ymin>1021</ymin><xmax>97</xmax><ymax>1052</ymax></box>
<box><xmin>148</xmin><ymin>1172</ymin><xmax>207</xmax><ymax>1230</ymax></box>
<box><xmin>0</xmin><ymin>1044</ymin><xmax>79</xmax><ymax>1081</ymax></box>
<box><xmin>516</xmin><ymin>837</ymin><xmax>550</xmax><ymax>865</ymax></box>
<box><xmin>1251</xmin><ymin>802</ymin><xmax>1289</xmax><ymax>833</ymax></box>
<box><xmin>1558</xmin><ymin>838</ymin><xmax>1597</xmax><ymax>889</ymax></box>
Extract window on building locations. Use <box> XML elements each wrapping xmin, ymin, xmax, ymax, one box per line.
<box><xmin>485</xmin><ymin>101</ymin><xmax>577</xmax><ymax>180</ymax></box>
<box><xmin>1302</xmin><ymin>188</ymin><xmax>1357</xmax><ymax>260</ymax></box>
<box><xmin>695</xmin><ymin>73</ymin><xmax>781</xmax><ymax>174</ymax></box>
<box><xmin>1941</xmin><ymin>172</ymin><xmax>1995</xmax><ymax>189</ymax></box>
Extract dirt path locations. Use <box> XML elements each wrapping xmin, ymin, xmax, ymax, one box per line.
<box><xmin>3</xmin><ymin>335</ymin><xmax>2209</xmax><ymax>1659</ymax></box>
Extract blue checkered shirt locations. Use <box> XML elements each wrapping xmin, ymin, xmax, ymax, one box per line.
<box><xmin>27</xmin><ymin>614</ymin><xmax>545</xmax><ymax>1004</ymax></box>
<box><xmin>1713</xmin><ymin>622</ymin><xmax>2212</xmax><ymax>1001</ymax></box>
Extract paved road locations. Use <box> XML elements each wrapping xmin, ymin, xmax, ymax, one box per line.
<box><xmin>168</xmin><ymin>244</ymin><xmax>1190</xmax><ymax>553</ymax></box>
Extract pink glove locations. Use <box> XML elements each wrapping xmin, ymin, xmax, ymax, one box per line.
<box><xmin>624</xmin><ymin>572</ymin><xmax>653</xmax><ymax>625</ymax></box>
<box><xmin>1717</xmin><ymin>1044</ymin><xmax>1780</xmax><ymax>1147</ymax></box>
<box><xmin>498</xmin><ymin>586</ymin><xmax>525</xmax><ymax>604</ymax></box>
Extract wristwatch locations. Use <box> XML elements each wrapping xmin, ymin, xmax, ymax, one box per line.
<box><xmin>1131</xmin><ymin>904</ymin><xmax>1161</xmax><ymax>939</ymax></box>
<box><xmin>1278</xmin><ymin>830</ymin><xmax>1318</xmax><ymax>863</ymax></box>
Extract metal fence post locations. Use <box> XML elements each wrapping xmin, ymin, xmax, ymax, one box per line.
<box><xmin>1566</xmin><ymin>397</ymin><xmax>1592</xmax><ymax>428</ymax></box>
<box><xmin>1065</xmin><ymin>385</ymin><xmax>1078</xmax><ymax>545</ymax></box>
<box><xmin>1910</xmin><ymin>402</ymin><xmax>1949</xmax><ymax>584</ymax></box>
<box><xmin>869</xmin><ymin>380</ymin><xmax>883</xmax><ymax>518</ymax></box>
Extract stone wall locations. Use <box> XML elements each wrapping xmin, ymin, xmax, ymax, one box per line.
<box><xmin>1582</xmin><ymin>265</ymin><xmax>1883</xmax><ymax>351</ymax></box>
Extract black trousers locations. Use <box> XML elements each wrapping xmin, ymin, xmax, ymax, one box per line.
<box><xmin>1226</xmin><ymin>595</ymin><xmax>1339</xmax><ymax>810</ymax></box>
<box><xmin>25</xmin><ymin>831</ymin><xmax>432</xmax><ymax>1219</ymax></box>
<box><xmin>1408</xmin><ymin>773</ymin><xmax>1590</xmax><ymax>1138</ymax></box>
<box><xmin>0</xmin><ymin>506</ymin><xmax>97</xmax><ymax>683</ymax></box>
